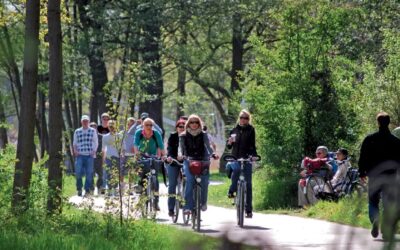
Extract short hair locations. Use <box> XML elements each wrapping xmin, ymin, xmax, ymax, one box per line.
<box><xmin>89</xmin><ymin>122</ymin><xmax>97</xmax><ymax>127</ymax></box>
<box><xmin>316</xmin><ymin>146</ymin><xmax>329</xmax><ymax>156</ymax></box>
<box><xmin>142</xmin><ymin>118</ymin><xmax>154</xmax><ymax>126</ymax></box>
<box><xmin>376</xmin><ymin>112</ymin><xmax>390</xmax><ymax>127</ymax></box>
<box><xmin>101</xmin><ymin>112</ymin><xmax>110</xmax><ymax>118</ymax></box>
<box><xmin>127</xmin><ymin>117</ymin><xmax>135</xmax><ymax>123</ymax></box>
<box><xmin>336</xmin><ymin>148</ymin><xmax>349</xmax><ymax>159</ymax></box>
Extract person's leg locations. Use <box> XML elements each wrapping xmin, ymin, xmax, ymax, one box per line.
<box><xmin>167</xmin><ymin>164</ymin><xmax>179</xmax><ymax>212</ymax></box>
<box><xmin>228</xmin><ymin>162</ymin><xmax>240</xmax><ymax>195</ymax></box>
<box><xmin>75</xmin><ymin>156</ymin><xmax>84</xmax><ymax>195</ymax></box>
<box><xmin>200</xmin><ymin>172</ymin><xmax>210</xmax><ymax>211</ymax></box>
<box><xmin>94</xmin><ymin>157</ymin><xmax>103</xmax><ymax>190</ymax></box>
<box><xmin>244</xmin><ymin>162</ymin><xmax>253</xmax><ymax>213</ymax></box>
<box><xmin>298</xmin><ymin>181</ymin><xmax>308</xmax><ymax>207</ymax></box>
<box><xmin>84</xmin><ymin>156</ymin><xmax>94</xmax><ymax>193</ymax></box>
<box><xmin>368</xmin><ymin>177</ymin><xmax>381</xmax><ymax>223</ymax></box>
<box><xmin>183</xmin><ymin>160</ymin><xmax>194</xmax><ymax>211</ymax></box>
<box><xmin>153</xmin><ymin>159</ymin><xmax>160</xmax><ymax>210</ymax></box>
<box><xmin>368</xmin><ymin>176</ymin><xmax>381</xmax><ymax>238</ymax></box>
<box><xmin>105</xmin><ymin>158</ymin><xmax>114</xmax><ymax>190</ymax></box>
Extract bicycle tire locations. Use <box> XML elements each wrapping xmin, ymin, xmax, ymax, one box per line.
<box><xmin>237</xmin><ymin>181</ymin><xmax>245</xmax><ymax>227</ymax></box>
<box><xmin>196</xmin><ymin>183</ymin><xmax>201</xmax><ymax>232</ymax></box>
<box><xmin>182</xmin><ymin>178</ymin><xmax>190</xmax><ymax>224</ymax></box>
<box><xmin>305</xmin><ymin>175</ymin><xmax>327</xmax><ymax>204</ymax></box>
<box><xmin>348</xmin><ymin>182</ymin><xmax>367</xmax><ymax>198</ymax></box>
<box><xmin>172</xmin><ymin>182</ymin><xmax>181</xmax><ymax>223</ymax></box>
<box><xmin>192</xmin><ymin>185</ymin><xmax>196</xmax><ymax>230</ymax></box>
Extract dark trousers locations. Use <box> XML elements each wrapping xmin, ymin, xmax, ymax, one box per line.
<box><xmin>91</xmin><ymin>156</ymin><xmax>104</xmax><ymax>190</ymax></box>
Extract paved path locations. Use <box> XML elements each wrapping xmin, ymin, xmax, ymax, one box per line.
<box><xmin>69</xmin><ymin>186</ymin><xmax>399</xmax><ymax>250</ymax></box>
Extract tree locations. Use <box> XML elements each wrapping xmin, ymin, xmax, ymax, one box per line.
<box><xmin>47</xmin><ymin>0</ymin><xmax>63</xmax><ymax>214</ymax></box>
<box><xmin>12</xmin><ymin>0</ymin><xmax>40</xmax><ymax>212</ymax></box>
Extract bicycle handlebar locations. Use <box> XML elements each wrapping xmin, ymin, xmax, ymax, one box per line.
<box><xmin>165</xmin><ymin>158</ymin><xmax>183</xmax><ymax>166</ymax></box>
<box><xmin>223</xmin><ymin>154</ymin><xmax>261</xmax><ymax>162</ymax></box>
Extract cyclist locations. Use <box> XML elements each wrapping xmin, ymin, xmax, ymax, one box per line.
<box><xmin>226</xmin><ymin>109</ymin><xmax>257</xmax><ymax>218</ymax></box>
<box><xmin>179</xmin><ymin>114</ymin><xmax>218</xmax><ymax>215</ymax></box>
<box><xmin>166</xmin><ymin>119</ymin><xmax>186</xmax><ymax>217</ymax></box>
<box><xmin>133</xmin><ymin>118</ymin><xmax>165</xmax><ymax>210</ymax></box>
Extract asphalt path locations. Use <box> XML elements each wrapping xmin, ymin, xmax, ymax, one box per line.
<box><xmin>69</xmin><ymin>184</ymin><xmax>399</xmax><ymax>250</ymax></box>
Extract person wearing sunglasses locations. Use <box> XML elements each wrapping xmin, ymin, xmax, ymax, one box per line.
<box><xmin>178</xmin><ymin>114</ymin><xmax>219</xmax><ymax>215</ymax></box>
<box><xmin>226</xmin><ymin>109</ymin><xmax>257</xmax><ymax>218</ymax></box>
<box><xmin>133</xmin><ymin>118</ymin><xmax>165</xmax><ymax>210</ymax></box>
<box><xmin>165</xmin><ymin>119</ymin><xmax>186</xmax><ymax>216</ymax></box>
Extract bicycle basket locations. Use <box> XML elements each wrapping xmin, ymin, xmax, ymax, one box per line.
<box><xmin>189</xmin><ymin>160</ymin><xmax>210</xmax><ymax>175</ymax></box>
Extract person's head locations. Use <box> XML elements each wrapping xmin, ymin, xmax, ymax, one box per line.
<box><xmin>175</xmin><ymin>119</ymin><xmax>186</xmax><ymax>134</ymax></box>
<box><xmin>203</xmin><ymin>125</ymin><xmax>208</xmax><ymax>131</ymax></box>
<box><xmin>107</xmin><ymin>120</ymin><xmax>116</xmax><ymax>133</ymax></box>
<box><xmin>142</xmin><ymin>118</ymin><xmax>154</xmax><ymax>132</ymax></box>
<box><xmin>376</xmin><ymin>112</ymin><xmax>390</xmax><ymax>128</ymax></box>
<box><xmin>336</xmin><ymin>148</ymin><xmax>348</xmax><ymax>161</ymax></box>
<box><xmin>127</xmin><ymin>117</ymin><xmax>135</xmax><ymax>129</ymax></box>
<box><xmin>81</xmin><ymin>115</ymin><xmax>90</xmax><ymax>128</ymax></box>
<box><xmin>140</xmin><ymin>112</ymin><xmax>149</xmax><ymax>120</ymax></box>
<box><xmin>101</xmin><ymin>113</ymin><xmax>110</xmax><ymax>126</ymax></box>
<box><xmin>185</xmin><ymin>114</ymin><xmax>203</xmax><ymax>131</ymax></box>
<box><xmin>237</xmin><ymin>109</ymin><xmax>252</xmax><ymax>126</ymax></box>
<box><xmin>89</xmin><ymin>122</ymin><xmax>97</xmax><ymax>129</ymax></box>
<box><xmin>315</xmin><ymin>146</ymin><xmax>328</xmax><ymax>159</ymax></box>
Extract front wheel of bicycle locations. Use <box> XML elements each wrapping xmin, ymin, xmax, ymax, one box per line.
<box><xmin>236</xmin><ymin>181</ymin><xmax>245</xmax><ymax>227</ymax></box>
<box><xmin>182</xmin><ymin>178</ymin><xmax>191</xmax><ymax>225</ymax></box>
<box><xmin>305</xmin><ymin>175</ymin><xmax>329</xmax><ymax>205</ymax></box>
<box><xmin>195</xmin><ymin>183</ymin><xmax>201</xmax><ymax>232</ymax></box>
<box><xmin>172</xmin><ymin>183</ymin><xmax>181</xmax><ymax>223</ymax></box>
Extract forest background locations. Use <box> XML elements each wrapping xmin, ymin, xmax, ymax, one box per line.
<box><xmin>0</xmin><ymin>0</ymin><xmax>400</xmax><ymax>214</ymax></box>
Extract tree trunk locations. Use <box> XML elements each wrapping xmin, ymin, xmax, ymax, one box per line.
<box><xmin>139</xmin><ymin>3</ymin><xmax>163</xmax><ymax>131</ymax></box>
<box><xmin>12</xmin><ymin>0</ymin><xmax>40</xmax><ymax>213</ymax></box>
<box><xmin>47</xmin><ymin>0</ymin><xmax>63</xmax><ymax>214</ymax></box>
<box><xmin>77</xmin><ymin>0</ymin><xmax>109</xmax><ymax>122</ymax></box>
<box><xmin>231</xmin><ymin>12</ymin><xmax>243</xmax><ymax>93</ymax></box>
<box><xmin>0</xmin><ymin>94</ymin><xmax>8</xmax><ymax>149</ymax></box>
<box><xmin>38</xmin><ymin>90</ymin><xmax>49</xmax><ymax>158</ymax></box>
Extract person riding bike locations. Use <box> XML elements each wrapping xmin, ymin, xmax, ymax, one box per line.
<box><xmin>225</xmin><ymin>109</ymin><xmax>258</xmax><ymax>218</ymax></box>
<box><xmin>166</xmin><ymin>119</ymin><xmax>186</xmax><ymax>217</ymax></box>
<box><xmin>178</xmin><ymin>114</ymin><xmax>219</xmax><ymax>215</ymax></box>
<box><xmin>133</xmin><ymin>118</ymin><xmax>165</xmax><ymax>211</ymax></box>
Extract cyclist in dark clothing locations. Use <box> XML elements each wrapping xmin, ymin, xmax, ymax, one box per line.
<box><xmin>226</xmin><ymin>109</ymin><xmax>257</xmax><ymax>218</ymax></box>
<box><xmin>359</xmin><ymin>112</ymin><xmax>400</xmax><ymax>240</ymax></box>
<box><xmin>166</xmin><ymin>119</ymin><xmax>186</xmax><ymax>216</ymax></box>
<box><xmin>179</xmin><ymin>114</ymin><xmax>218</xmax><ymax>215</ymax></box>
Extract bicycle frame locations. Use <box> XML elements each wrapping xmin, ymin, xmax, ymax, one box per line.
<box><xmin>223</xmin><ymin>154</ymin><xmax>260</xmax><ymax>228</ymax></box>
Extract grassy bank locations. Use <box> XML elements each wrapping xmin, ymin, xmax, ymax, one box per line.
<box><xmin>0</xmin><ymin>208</ymin><xmax>220</xmax><ymax>250</ymax></box>
<box><xmin>208</xmin><ymin>169</ymin><xmax>372</xmax><ymax>230</ymax></box>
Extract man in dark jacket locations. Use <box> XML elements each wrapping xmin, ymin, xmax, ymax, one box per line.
<box><xmin>359</xmin><ymin>112</ymin><xmax>400</xmax><ymax>240</ymax></box>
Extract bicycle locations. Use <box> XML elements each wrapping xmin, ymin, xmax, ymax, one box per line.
<box><xmin>138</xmin><ymin>154</ymin><xmax>162</xmax><ymax>219</ymax></box>
<box><xmin>224</xmin><ymin>154</ymin><xmax>261</xmax><ymax>227</ymax></box>
<box><xmin>166</xmin><ymin>158</ymin><xmax>188</xmax><ymax>223</ymax></box>
<box><xmin>304</xmin><ymin>164</ymin><xmax>366</xmax><ymax>205</ymax></box>
<box><xmin>187</xmin><ymin>158</ymin><xmax>210</xmax><ymax>232</ymax></box>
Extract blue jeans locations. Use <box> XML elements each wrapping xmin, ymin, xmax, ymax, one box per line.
<box><xmin>167</xmin><ymin>163</ymin><xmax>181</xmax><ymax>211</ymax></box>
<box><xmin>105</xmin><ymin>156</ymin><xmax>120</xmax><ymax>189</ymax></box>
<box><xmin>227</xmin><ymin>161</ymin><xmax>253</xmax><ymax>213</ymax></box>
<box><xmin>75</xmin><ymin>155</ymin><xmax>94</xmax><ymax>192</ymax></box>
<box><xmin>183</xmin><ymin>160</ymin><xmax>209</xmax><ymax>210</ymax></box>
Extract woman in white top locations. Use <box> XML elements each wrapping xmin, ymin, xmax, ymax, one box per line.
<box><xmin>331</xmin><ymin>148</ymin><xmax>351</xmax><ymax>191</ymax></box>
<box><xmin>102</xmin><ymin>120</ymin><xmax>122</xmax><ymax>194</ymax></box>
